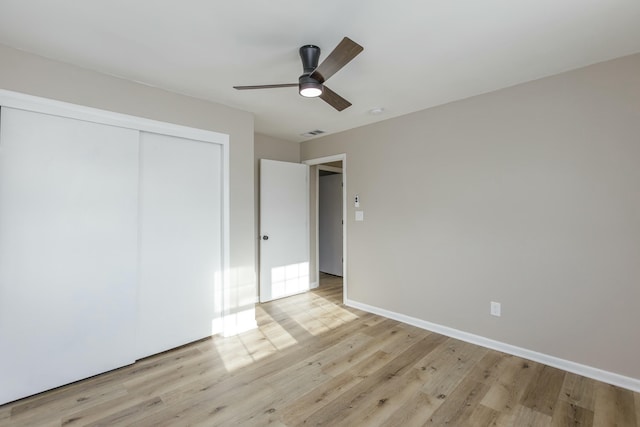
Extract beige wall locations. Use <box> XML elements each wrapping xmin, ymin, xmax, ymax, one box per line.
<box><xmin>254</xmin><ymin>133</ymin><xmax>301</xmax><ymax>293</ymax></box>
<box><xmin>255</xmin><ymin>133</ymin><xmax>301</xmax><ymax>164</ymax></box>
<box><xmin>0</xmin><ymin>44</ymin><xmax>256</xmax><ymax>331</ymax></box>
<box><xmin>301</xmin><ymin>53</ymin><xmax>640</xmax><ymax>380</ymax></box>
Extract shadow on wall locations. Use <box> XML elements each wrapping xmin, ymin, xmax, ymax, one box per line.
<box><xmin>271</xmin><ymin>262</ymin><xmax>310</xmax><ymax>300</ymax></box>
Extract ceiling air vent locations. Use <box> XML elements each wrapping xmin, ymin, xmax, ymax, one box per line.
<box><xmin>300</xmin><ymin>129</ymin><xmax>326</xmax><ymax>137</ymax></box>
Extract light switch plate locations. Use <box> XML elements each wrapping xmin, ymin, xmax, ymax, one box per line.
<box><xmin>355</xmin><ymin>211</ymin><xmax>364</xmax><ymax>221</ymax></box>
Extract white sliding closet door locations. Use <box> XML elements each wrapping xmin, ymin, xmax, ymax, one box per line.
<box><xmin>137</xmin><ymin>132</ymin><xmax>223</xmax><ymax>358</ymax></box>
<box><xmin>0</xmin><ymin>108</ymin><xmax>139</xmax><ymax>405</ymax></box>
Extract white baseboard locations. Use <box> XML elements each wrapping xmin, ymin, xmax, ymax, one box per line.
<box><xmin>310</xmin><ymin>281</ymin><xmax>319</xmax><ymax>289</ymax></box>
<box><xmin>345</xmin><ymin>298</ymin><xmax>640</xmax><ymax>393</ymax></box>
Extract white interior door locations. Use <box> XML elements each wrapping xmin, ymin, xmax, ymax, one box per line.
<box><xmin>319</xmin><ymin>173</ymin><xmax>344</xmax><ymax>276</ymax></box>
<box><xmin>260</xmin><ymin>159</ymin><xmax>309</xmax><ymax>302</ymax></box>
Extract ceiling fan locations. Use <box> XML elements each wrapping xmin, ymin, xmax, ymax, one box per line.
<box><xmin>233</xmin><ymin>37</ymin><xmax>364</xmax><ymax>111</ymax></box>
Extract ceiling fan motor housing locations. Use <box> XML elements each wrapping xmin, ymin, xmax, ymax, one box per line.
<box><xmin>299</xmin><ymin>45</ymin><xmax>321</xmax><ymax>75</ymax></box>
<box><xmin>298</xmin><ymin>45</ymin><xmax>323</xmax><ymax>97</ymax></box>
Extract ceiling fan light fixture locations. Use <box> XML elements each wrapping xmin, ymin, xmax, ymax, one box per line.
<box><xmin>299</xmin><ymin>75</ymin><xmax>323</xmax><ymax>98</ymax></box>
<box><xmin>300</xmin><ymin>86</ymin><xmax>322</xmax><ymax>98</ymax></box>
<box><xmin>234</xmin><ymin>37</ymin><xmax>363</xmax><ymax>111</ymax></box>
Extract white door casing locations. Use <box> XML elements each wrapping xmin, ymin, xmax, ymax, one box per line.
<box><xmin>303</xmin><ymin>154</ymin><xmax>347</xmax><ymax>304</ymax></box>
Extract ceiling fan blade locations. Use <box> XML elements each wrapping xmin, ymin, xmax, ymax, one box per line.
<box><xmin>311</xmin><ymin>37</ymin><xmax>363</xmax><ymax>83</ymax></box>
<box><xmin>319</xmin><ymin>86</ymin><xmax>352</xmax><ymax>111</ymax></box>
<box><xmin>233</xmin><ymin>83</ymin><xmax>297</xmax><ymax>90</ymax></box>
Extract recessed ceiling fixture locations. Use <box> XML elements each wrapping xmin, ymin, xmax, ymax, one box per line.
<box><xmin>233</xmin><ymin>37</ymin><xmax>364</xmax><ymax>111</ymax></box>
<box><xmin>368</xmin><ymin>107</ymin><xmax>385</xmax><ymax>115</ymax></box>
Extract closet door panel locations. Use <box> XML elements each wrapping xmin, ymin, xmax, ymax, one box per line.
<box><xmin>0</xmin><ymin>108</ymin><xmax>139</xmax><ymax>405</ymax></box>
<box><xmin>137</xmin><ymin>132</ymin><xmax>222</xmax><ymax>358</ymax></box>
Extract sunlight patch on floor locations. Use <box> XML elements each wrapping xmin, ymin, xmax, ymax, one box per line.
<box><xmin>212</xmin><ymin>279</ymin><xmax>359</xmax><ymax>372</ymax></box>
<box><xmin>311</xmin><ymin>292</ymin><xmax>359</xmax><ymax>323</ymax></box>
<box><xmin>273</xmin><ymin>292</ymin><xmax>359</xmax><ymax>337</ymax></box>
<box><xmin>213</xmin><ymin>307</ymin><xmax>299</xmax><ymax>372</ymax></box>
<box><xmin>256</xmin><ymin>306</ymin><xmax>300</xmax><ymax>351</ymax></box>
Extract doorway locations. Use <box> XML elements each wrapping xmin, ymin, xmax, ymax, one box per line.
<box><xmin>303</xmin><ymin>154</ymin><xmax>347</xmax><ymax>303</ymax></box>
<box><xmin>318</xmin><ymin>164</ymin><xmax>343</xmax><ymax>277</ymax></box>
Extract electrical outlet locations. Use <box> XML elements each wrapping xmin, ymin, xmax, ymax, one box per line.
<box><xmin>490</xmin><ymin>301</ymin><xmax>501</xmax><ymax>317</ymax></box>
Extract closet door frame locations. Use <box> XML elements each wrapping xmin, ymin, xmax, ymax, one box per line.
<box><xmin>0</xmin><ymin>89</ymin><xmax>231</xmax><ymax>344</ymax></box>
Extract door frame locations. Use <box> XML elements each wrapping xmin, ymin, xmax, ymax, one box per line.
<box><xmin>302</xmin><ymin>154</ymin><xmax>347</xmax><ymax>304</ymax></box>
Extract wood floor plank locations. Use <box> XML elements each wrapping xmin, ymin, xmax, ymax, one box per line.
<box><xmin>417</xmin><ymin>338</ymin><xmax>490</xmax><ymax>399</ymax></box>
<box><xmin>593</xmin><ymin>383</ymin><xmax>638</xmax><ymax>427</ymax></box>
<box><xmin>1</xmin><ymin>273</ymin><xmax>638</xmax><ymax>426</ymax></box>
<box><xmin>0</xmin><ymin>407</ymin><xmax>10</xmax><ymax>425</ymax></box>
<box><xmin>480</xmin><ymin>355</ymin><xmax>541</xmax><ymax>414</ymax></box>
<box><xmin>378</xmin><ymin>391</ymin><xmax>440</xmax><ymax>427</ymax></box>
<box><xmin>464</xmin><ymin>404</ymin><xmax>501</xmax><ymax>427</ymax></box>
<box><xmin>332</xmin><ymin>367</ymin><xmax>434</xmax><ymax>427</ymax></box>
<box><xmin>499</xmin><ymin>404</ymin><xmax>553</xmax><ymax>426</ymax></box>
<box><xmin>279</xmin><ymin>350</ymin><xmax>396</xmax><ymax>426</ymax></box>
<box><xmin>423</xmin><ymin>351</ymin><xmax>507</xmax><ymax>426</ymax></box>
<box><xmin>122</xmin><ymin>349</ymin><xmax>226</xmax><ymax>397</ymax></box>
<box><xmin>78</xmin><ymin>396</ymin><xmax>164</xmax><ymax>427</ymax></box>
<box><xmin>299</xmin><ymin>333</ymin><xmax>447</xmax><ymax>426</ymax></box>
<box><xmin>60</xmin><ymin>393</ymin><xmax>159</xmax><ymax>426</ymax></box>
<box><xmin>6</xmin><ymin>377</ymin><xmax>130</xmax><ymax>427</ymax></box>
<box><xmin>520</xmin><ymin>364</ymin><xmax>566</xmax><ymax>416</ymax></box>
<box><xmin>615</xmin><ymin>386</ymin><xmax>639</xmax><ymax>426</ymax></box>
<box><xmin>424</xmin><ymin>378</ymin><xmax>490</xmax><ymax>426</ymax></box>
<box><xmin>560</xmin><ymin>372</ymin><xmax>598</xmax><ymax>411</ymax></box>
<box><xmin>551</xmin><ymin>399</ymin><xmax>594</xmax><ymax>427</ymax></box>
<box><xmin>636</xmin><ymin>393</ymin><xmax>640</xmax><ymax>426</ymax></box>
<box><xmin>321</xmin><ymin>322</ymin><xmax>430</xmax><ymax>378</ymax></box>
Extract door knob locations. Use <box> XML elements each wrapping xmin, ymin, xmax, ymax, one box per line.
<box><xmin>262</xmin><ymin>235</ymin><xmax>269</xmax><ymax>240</ymax></box>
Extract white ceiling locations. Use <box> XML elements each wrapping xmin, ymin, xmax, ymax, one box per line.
<box><xmin>1</xmin><ymin>1</ymin><xmax>639</xmax><ymax>142</ymax></box>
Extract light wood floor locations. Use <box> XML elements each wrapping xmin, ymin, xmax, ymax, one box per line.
<box><xmin>1</xmin><ymin>273</ymin><xmax>639</xmax><ymax>426</ymax></box>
